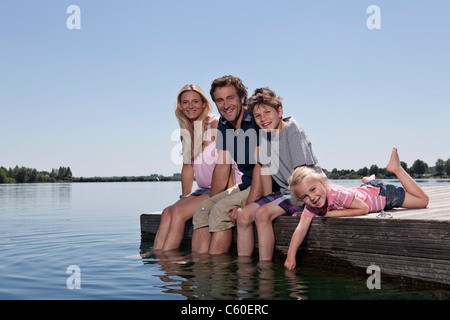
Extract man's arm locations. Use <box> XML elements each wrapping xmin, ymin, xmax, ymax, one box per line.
<box><xmin>210</xmin><ymin>150</ymin><xmax>232</xmax><ymax>197</ymax></box>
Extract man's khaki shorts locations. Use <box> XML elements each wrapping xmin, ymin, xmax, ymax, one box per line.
<box><xmin>192</xmin><ymin>185</ymin><xmax>251</xmax><ymax>233</ymax></box>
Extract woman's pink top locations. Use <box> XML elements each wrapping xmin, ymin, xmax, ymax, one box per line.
<box><xmin>192</xmin><ymin>115</ymin><xmax>242</xmax><ymax>190</ymax></box>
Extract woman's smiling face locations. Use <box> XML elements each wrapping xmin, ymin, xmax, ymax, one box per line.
<box><xmin>179</xmin><ymin>91</ymin><xmax>206</xmax><ymax>121</ymax></box>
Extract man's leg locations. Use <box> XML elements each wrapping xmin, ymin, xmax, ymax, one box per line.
<box><xmin>209</xmin><ymin>229</ymin><xmax>233</xmax><ymax>255</ymax></box>
<box><xmin>208</xmin><ymin>187</ymin><xmax>251</xmax><ymax>255</ymax></box>
<box><xmin>191</xmin><ymin>227</ymin><xmax>211</xmax><ymax>254</ymax></box>
<box><xmin>192</xmin><ymin>187</ymin><xmax>239</xmax><ymax>253</ymax></box>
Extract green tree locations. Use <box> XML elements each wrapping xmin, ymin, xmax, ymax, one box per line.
<box><xmin>57</xmin><ymin>166</ymin><xmax>73</xmax><ymax>181</ymax></box>
<box><xmin>50</xmin><ymin>168</ymin><xmax>58</xmax><ymax>180</ymax></box>
<box><xmin>357</xmin><ymin>167</ymin><xmax>369</xmax><ymax>177</ymax></box>
<box><xmin>369</xmin><ymin>165</ymin><xmax>379</xmax><ymax>176</ymax></box>
<box><xmin>13</xmin><ymin>166</ymin><xmax>28</xmax><ymax>183</ymax></box>
<box><xmin>411</xmin><ymin>159</ymin><xmax>428</xmax><ymax>178</ymax></box>
<box><xmin>0</xmin><ymin>169</ymin><xmax>6</xmax><ymax>184</ymax></box>
<box><xmin>435</xmin><ymin>159</ymin><xmax>445</xmax><ymax>177</ymax></box>
<box><xmin>445</xmin><ymin>159</ymin><xmax>450</xmax><ymax>177</ymax></box>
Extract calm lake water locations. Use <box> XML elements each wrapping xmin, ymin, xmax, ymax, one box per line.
<box><xmin>1</xmin><ymin>180</ymin><xmax>450</xmax><ymax>300</ymax></box>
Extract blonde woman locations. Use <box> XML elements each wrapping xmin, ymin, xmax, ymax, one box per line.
<box><xmin>152</xmin><ymin>84</ymin><xmax>241</xmax><ymax>252</ymax></box>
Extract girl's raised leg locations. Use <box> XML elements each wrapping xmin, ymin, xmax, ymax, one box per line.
<box><xmin>386</xmin><ymin>147</ymin><xmax>429</xmax><ymax>209</ymax></box>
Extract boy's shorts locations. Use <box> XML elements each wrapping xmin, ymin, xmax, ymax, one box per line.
<box><xmin>254</xmin><ymin>191</ymin><xmax>304</xmax><ymax>215</ymax></box>
<box><xmin>362</xmin><ymin>179</ymin><xmax>405</xmax><ymax>210</ymax></box>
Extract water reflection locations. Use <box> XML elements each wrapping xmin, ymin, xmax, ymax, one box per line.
<box><xmin>0</xmin><ymin>183</ymin><xmax>72</xmax><ymax>215</ymax></box>
<box><xmin>139</xmin><ymin>241</ymin><xmax>450</xmax><ymax>300</ymax></box>
<box><xmin>139</xmin><ymin>243</ymin><xmax>308</xmax><ymax>300</ymax></box>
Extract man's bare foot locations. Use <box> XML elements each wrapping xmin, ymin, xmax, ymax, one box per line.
<box><xmin>362</xmin><ymin>174</ymin><xmax>376</xmax><ymax>183</ymax></box>
<box><xmin>386</xmin><ymin>147</ymin><xmax>402</xmax><ymax>174</ymax></box>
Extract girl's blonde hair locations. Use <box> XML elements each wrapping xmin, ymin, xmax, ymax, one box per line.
<box><xmin>289</xmin><ymin>166</ymin><xmax>327</xmax><ymax>206</ymax></box>
<box><xmin>175</xmin><ymin>84</ymin><xmax>214</xmax><ymax>162</ymax></box>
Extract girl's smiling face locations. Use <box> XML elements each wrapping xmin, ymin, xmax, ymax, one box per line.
<box><xmin>253</xmin><ymin>104</ymin><xmax>283</xmax><ymax>131</ymax></box>
<box><xmin>179</xmin><ymin>91</ymin><xmax>206</xmax><ymax>121</ymax></box>
<box><xmin>294</xmin><ymin>176</ymin><xmax>328</xmax><ymax>209</ymax></box>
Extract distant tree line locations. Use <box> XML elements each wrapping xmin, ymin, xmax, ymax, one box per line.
<box><xmin>74</xmin><ymin>175</ymin><xmax>180</xmax><ymax>183</ymax></box>
<box><xmin>1</xmin><ymin>157</ymin><xmax>449</xmax><ymax>184</ymax></box>
<box><xmin>324</xmin><ymin>158</ymin><xmax>450</xmax><ymax>180</ymax></box>
<box><xmin>0</xmin><ymin>165</ymin><xmax>181</xmax><ymax>184</ymax></box>
<box><xmin>0</xmin><ymin>166</ymin><xmax>73</xmax><ymax>184</ymax></box>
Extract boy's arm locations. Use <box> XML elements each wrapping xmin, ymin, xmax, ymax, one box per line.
<box><xmin>324</xmin><ymin>197</ymin><xmax>369</xmax><ymax>217</ymax></box>
<box><xmin>245</xmin><ymin>162</ymin><xmax>263</xmax><ymax>205</ymax></box>
<box><xmin>260</xmin><ymin>165</ymin><xmax>272</xmax><ymax>196</ymax></box>
<box><xmin>285</xmin><ymin>215</ymin><xmax>314</xmax><ymax>270</ymax></box>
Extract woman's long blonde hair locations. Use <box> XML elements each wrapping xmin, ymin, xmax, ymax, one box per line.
<box><xmin>175</xmin><ymin>84</ymin><xmax>214</xmax><ymax>162</ymax></box>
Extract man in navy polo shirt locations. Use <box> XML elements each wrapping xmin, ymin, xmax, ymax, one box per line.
<box><xmin>192</xmin><ymin>75</ymin><xmax>262</xmax><ymax>255</ymax></box>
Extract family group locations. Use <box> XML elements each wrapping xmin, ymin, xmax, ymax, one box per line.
<box><xmin>147</xmin><ymin>75</ymin><xmax>429</xmax><ymax>270</ymax></box>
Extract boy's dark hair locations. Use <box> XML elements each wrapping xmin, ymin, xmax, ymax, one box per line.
<box><xmin>210</xmin><ymin>75</ymin><xmax>248</xmax><ymax>106</ymax></box>
<box><xmin>247</xmin><ymin>87</ymin><xmax>283</xmax><ymax>117</ymax></box>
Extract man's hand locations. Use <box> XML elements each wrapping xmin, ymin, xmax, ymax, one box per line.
<box><xmin>229</xmin><ymin>207</ymin><xmax>240</xmax><ymax>224</ymax></box>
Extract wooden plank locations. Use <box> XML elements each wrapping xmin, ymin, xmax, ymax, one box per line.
<box><xmin>140</xmin><ymin>186</ymin><xmax>450</xmax><ymax>288</ymax></box>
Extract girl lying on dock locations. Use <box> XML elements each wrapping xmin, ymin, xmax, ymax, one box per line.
<box><xmin>284</xmin><ymin>147</ymin><xmax>429</xmax><ymax>270</ymax></box>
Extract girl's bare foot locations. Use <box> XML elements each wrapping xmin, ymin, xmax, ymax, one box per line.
<box><xmin>386</xmin><ymin>147</ymin><xmax>401</xmax><ymax>174</ymax></box>
<box><xmin>362</xmin><ymin>174</ymin><xmax>376</xmax><ymax>183</ymax></box>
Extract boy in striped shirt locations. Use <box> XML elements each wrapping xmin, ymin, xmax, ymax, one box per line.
<box><xmin>284</xmin><ymin>147</ymin><xmax>429</xmax><ymax>270</ymax></box>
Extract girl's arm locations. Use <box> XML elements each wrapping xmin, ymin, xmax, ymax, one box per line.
<box><xmin>284</xmin><ymin>215</ymin><xmax>314</xmax><ymax>270</ymax></box>
<box><xmin>324</xmin><ymin>196</ymin><xmax>369</xmax><ymax>217</ymax></box>
<box><xmin>181</xmin><ymin>163</ymin><xmax>194</xmax><ymax>196</ymax></box>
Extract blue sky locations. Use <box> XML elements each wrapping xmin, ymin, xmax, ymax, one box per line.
<box><xmin>1</xmin><ymin>1</ymin><xmax>449</xmax><ymax>177</ymax></box>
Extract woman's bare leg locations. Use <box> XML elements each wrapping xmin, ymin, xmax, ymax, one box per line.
<box><xmin>162</xmin><ymin>194</ymin><xmax>209</xmax><ymax>251</ymax></box>
<box><xmin>153</xmin><ymin>206</ymin><xmax>173</xmax><ymax>250</ymax></box>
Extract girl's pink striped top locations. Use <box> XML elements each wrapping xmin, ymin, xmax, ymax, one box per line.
<box><xmin>302</xmin><ymin>184</ymin><xmax>386</xmax><ymax>217</ymax></box>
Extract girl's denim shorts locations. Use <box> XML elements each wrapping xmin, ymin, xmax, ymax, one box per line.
<box><xmin>362</xmin><ymin>179</ymin><xmax>405</xmax><ymax>209</ymax></box>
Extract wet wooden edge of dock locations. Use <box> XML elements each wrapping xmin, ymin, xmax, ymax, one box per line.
<box><xmin>140</xmin><ymin>185</ymin><xmax>450</xmax><ymax>289</ymax></box>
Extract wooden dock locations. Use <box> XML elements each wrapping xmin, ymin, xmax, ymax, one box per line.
<box><xmin>140</xmin><ymin>185</ymin><xmax>450</xmax><ymax>289</ymax></box>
